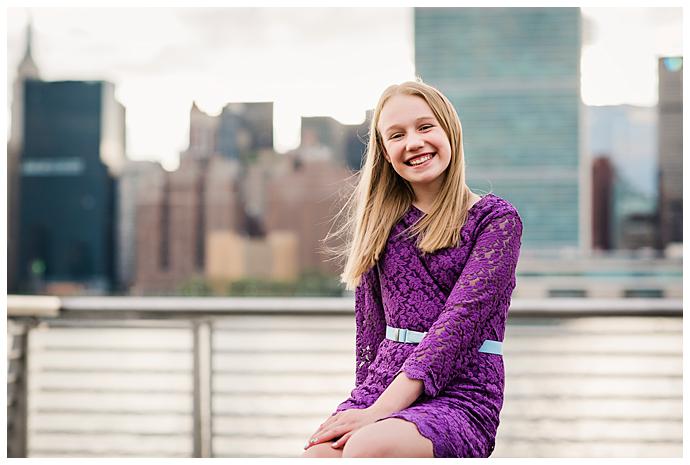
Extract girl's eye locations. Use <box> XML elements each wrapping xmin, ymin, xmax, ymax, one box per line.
<box><xmin>420</xmin><ymin>124</ymin><xmax>433</xmax><ymax>131</ymax></box>
<box><xmin>390</xmin><ymin>133</ymin><xmax>402</xmax><ymax>140</ymax></box>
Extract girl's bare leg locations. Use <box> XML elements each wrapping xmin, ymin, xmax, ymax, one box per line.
<box><xmin>342</xmin><ymin>418</ymin><xmax>434</xmax><ymax>458</ymax></box>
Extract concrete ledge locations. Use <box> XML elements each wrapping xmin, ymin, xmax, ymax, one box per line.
<box><xmin>7</xmin><ymin>295</ymin><xmax>61</xmax><ymax>317</ymax></box>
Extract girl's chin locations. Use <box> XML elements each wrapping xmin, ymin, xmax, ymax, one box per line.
<box><xmin>404</xmin><ymin>173</ymin><xmax>445</xmax><ymax>185</ymax></box>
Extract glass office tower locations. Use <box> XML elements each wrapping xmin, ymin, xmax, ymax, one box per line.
<box><xmin>415</xmin><ymin>8</ymin><xmax>583</xmax><ymax>253</ymax></box>
<box><xmin>18</xmin><ymin>79</ymin><xmax>125</xmax><ymax>292</ymax></box>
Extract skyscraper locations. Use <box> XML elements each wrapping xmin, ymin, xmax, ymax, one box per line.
<box><xmin>591</xmin><ymin>156</ymin><xmax>614</xmax><ymax>250</ymax></box>
<box><xmin>657</xmin><ymin>56</ymin><xmax>683</xmax><ymax>249</ymax></box>
<box><xmin>415</xmin><ymin>7</ymin><xmax>583</xmax><ymax>253</ymax></box>
<box><xmin>18</xmin><ymin>80</ymin><xmax>126</xmax><ymax>293</ymax></box>
<box><xmin>117</xmin><ymin>160</ymin><xmax>161</xmax><ymax>291</ymax></box>
<box><xmin>8</xmin><ymin>19</ymin><xmax>41</xmax><ymax>293</ymax></box>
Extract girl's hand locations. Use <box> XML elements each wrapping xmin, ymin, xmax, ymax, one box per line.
<box><xmin>304</xmin><ymin>406</ymin><xmax>390</xmax><ymax>450</ymax></box>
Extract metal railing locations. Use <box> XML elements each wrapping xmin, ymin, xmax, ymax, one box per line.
<box><xmin>7</xmin><ymin>295</ymin><xmax>683</xmax><ymax>458</ymax></box>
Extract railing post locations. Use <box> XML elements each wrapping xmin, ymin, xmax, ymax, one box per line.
<box><xmin>7</xmin><ymin>319</ymin><xmax>30</xmax><ymax>458</ymax></box>
<box><xmin>192</xmin><ymin>320</ymin><xmax>213</xmax><ymax>457</ymax></box>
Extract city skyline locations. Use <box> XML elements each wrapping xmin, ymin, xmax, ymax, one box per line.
<box><xmin>6</xmin><ymin>6</ymin><xmax>683</xmax><ymax>170</ymax></box>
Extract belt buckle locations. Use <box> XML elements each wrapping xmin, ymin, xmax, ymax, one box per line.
<box><xmin>399</xmin><ymin>328</ymin><xmax>408</xmax><ymax>342</ymax></box>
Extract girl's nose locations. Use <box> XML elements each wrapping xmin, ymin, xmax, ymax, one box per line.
<box><xmin>406</xmin><ymin>134</ymin><xmax>424</xmax><ymax>151</ymax></box>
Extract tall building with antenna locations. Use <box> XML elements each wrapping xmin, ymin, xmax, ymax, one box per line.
<box><xmin>11</xmin><ymin>16</ymin><xmax>127</xmax><ymax>293</ymax></box>
<box><xmin>8</xmin><ymin>17</ymin><xmax>41</xmax><ymax>293</ymax></box>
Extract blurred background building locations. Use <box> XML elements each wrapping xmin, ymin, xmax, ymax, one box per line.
<box><xmin>8</xmin><ymin>19</ymin><xmax>41</xmax><ymax>295</ymax></box>
<box><xmin>16</xmin><ymin>76</ymin><xmax>125</xmax><ymax>294</ymax></box>
<box><xmin>415</xmin><ymin>8</ymin><xmax>584</xmax><ymax>253</ymax></box>
<box><xmin>215</xmin><ymin>102</ymin><xmax>273</xmax><ymax>161</ymax></box>
<box><xmin>300</xmin><ymin>114</ymin><xmax>371</xmax><ymax>171</ymax></box>
<box><xmin>656</xmin><ymin>57</ymin><xmax>683</xmax><ymax>249</ymax></box>
<box><xmin>130</xmin><ymin>102</ymin><xmax>354</xmax><ymax>295</ymax></box>
<box><xmin>586</xmin><ymin>105</ymin><xmax>657</xmax><ymax>250</ymax></box>
<box><xmin>117</xmin><ymin>160</ymin><xmax>162</xmax><ymax>291</ymax></box>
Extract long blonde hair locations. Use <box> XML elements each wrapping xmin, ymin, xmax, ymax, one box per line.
<box><xmin>325</xmin><ymin>79</ymin><xmax>474</xmax><ymax>290</ymax></box>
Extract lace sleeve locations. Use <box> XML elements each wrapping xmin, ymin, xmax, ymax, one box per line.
<box><xmin>398</xmin><ymin>209</ymin><xmax>523</xmax><ymax>397</ymax></box>
<box><xmin>353</xmin><ymin>265</ymin><xmax>387</xmax><ymax>387</ymax></box>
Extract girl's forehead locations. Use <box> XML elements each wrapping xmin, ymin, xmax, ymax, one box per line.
<box><xmin>378</xmin><ymin>94</ymin><xmax>436</xmax><ymax>130</ymax></box>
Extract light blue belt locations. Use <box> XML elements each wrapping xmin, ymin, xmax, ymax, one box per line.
<box><xmin>385</xmin><ymin>325</ymin><xmax>503</xmax><ymax>355</ymax></box>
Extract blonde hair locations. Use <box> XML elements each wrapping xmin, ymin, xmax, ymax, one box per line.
<box><xmin>325</xmin><ymin>79</ymin><xmax>474</xmax><ymax>291</ymax></box>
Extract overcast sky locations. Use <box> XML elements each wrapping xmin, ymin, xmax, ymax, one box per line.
<box><xmin>6</xmin><ymin>7</ymin><xmax>683</xmax><ymax>170</ymax></box>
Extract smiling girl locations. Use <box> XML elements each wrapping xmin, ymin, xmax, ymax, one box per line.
<box><xmin>301</xmin><ymin>80</ymin><xmax>523</xmax><ymax>458</ymax></box>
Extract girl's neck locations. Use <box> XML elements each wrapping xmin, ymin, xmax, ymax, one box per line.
<box><xmin>410</xmin><ymin>176</ymin><xmax>444</xmax><ymax>213</ymax></box>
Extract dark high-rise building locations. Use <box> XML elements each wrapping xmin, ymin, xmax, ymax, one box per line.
<box><xmin>591</xmin><ymin>156</ymin><xmax>614</xmax><ymax>250</ymax></box>
<box><xmin>415</xmin><ymin>8</ymin><xmax>583</xmax><ymax>254</ymax></box>
<box><xmin>657</xmin><ymin>57</ymin><xmax>683</xmax><ymax>249</ymax></box>
<box><xmin>18</xmin><ymin>79</ymin><xmax>125</xmax><ymax>293</ymax></box>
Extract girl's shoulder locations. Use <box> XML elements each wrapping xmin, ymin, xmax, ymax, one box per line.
<box><xmin>461</xmin><ymin>193</ymin><xmax>522</xmax><ymax>242</ymax></box>
<box><xmin>474</xmin><ymin>193</ymin><xmax>521</xmax><ymax>220</ymax></box>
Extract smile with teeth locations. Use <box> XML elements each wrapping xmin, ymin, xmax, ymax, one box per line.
<box><xmin>406</xmin><ymin>153</ymin><xmax>435</xmax><ymax>166</ymax></box>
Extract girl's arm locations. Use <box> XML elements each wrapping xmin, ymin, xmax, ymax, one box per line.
<box><xmin>368</xmin><ymin>371</ymin><xmax>424</xmax><ymax>415</ymax></box>
<box><xmin>353</xmin><ymin>266</ymin><xmax>387</xmax><ymax>387</ymax></box>
<box><xmin>333</xmin><ymin>265</ymin><xmax>387</xmax><ymax>413</ymax></box>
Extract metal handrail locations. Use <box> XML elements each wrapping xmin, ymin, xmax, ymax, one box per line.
<box><xmin>6</xmin><ymin>296</ymin><xmax>683</xmax><ymax>457</ymax></box>
<box><xmin>7</xmin><ymin>295</ymin><xmax>684</xmax><ymax>318</ymax></box>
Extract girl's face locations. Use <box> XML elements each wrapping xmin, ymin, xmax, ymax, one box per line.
<box><xmin>377</xmin><ymin>94</ymin><xmax>452</xmax><ymax>195</ymax></box>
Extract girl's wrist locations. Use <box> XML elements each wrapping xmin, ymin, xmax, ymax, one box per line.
<box><xmin>366</xmin><ymin>402</ymin><xmax>396</xmax><ymax>418</ymax></box>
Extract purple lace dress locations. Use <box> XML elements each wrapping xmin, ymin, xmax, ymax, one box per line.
<box><xmin>333</xmin><ymin>193</ymin><xmax>523</xmax><ymax>458</ymax></box>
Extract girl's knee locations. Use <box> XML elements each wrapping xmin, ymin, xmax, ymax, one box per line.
<box><xmin>342</xmin><ymin>419</ymin><xmax>434</xmax><ymax>458</ymax></box>
<box><xmin>301</xmin><ymin>442</ymin><xmax>343</xmax><ymax>458</ymax></box>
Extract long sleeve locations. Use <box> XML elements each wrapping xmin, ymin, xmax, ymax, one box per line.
<box><xmin>333</xmin><ymin>265</ymin><xmax>387</xmax><ymax>414</ymax></box>
<box><xmin>397</xmin><ymin>208</ymin><xmax>523</xmax><ymax>398</ymax></box>
<box><xmin>353</xmin><ymin>265</ymin><xmax>387</xmax><ymax>387</ymax></box>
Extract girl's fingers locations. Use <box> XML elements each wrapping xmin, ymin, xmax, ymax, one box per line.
<box><xmin>305</xmin><ymin>413</ymin><xmax>346</xmax><ymax>449</ymax></box>
<box><xmin>308</xmin><ymin>424</ymin><xmax>330</xmax><ymax>444</ymax></box>
<box><xmin>309</xmin><ymin>415</ymin><xmax>339</xmax><ymax>444</ymax></box>
<box><xmin>331</xmin><ymin>430</ymin><xmax>353</xmax><ymax>449</ymax></box>
<box><xmin>308</xmin><ymin>425</ymin><xmax>345</xmax><ymax>448</ymax></box>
